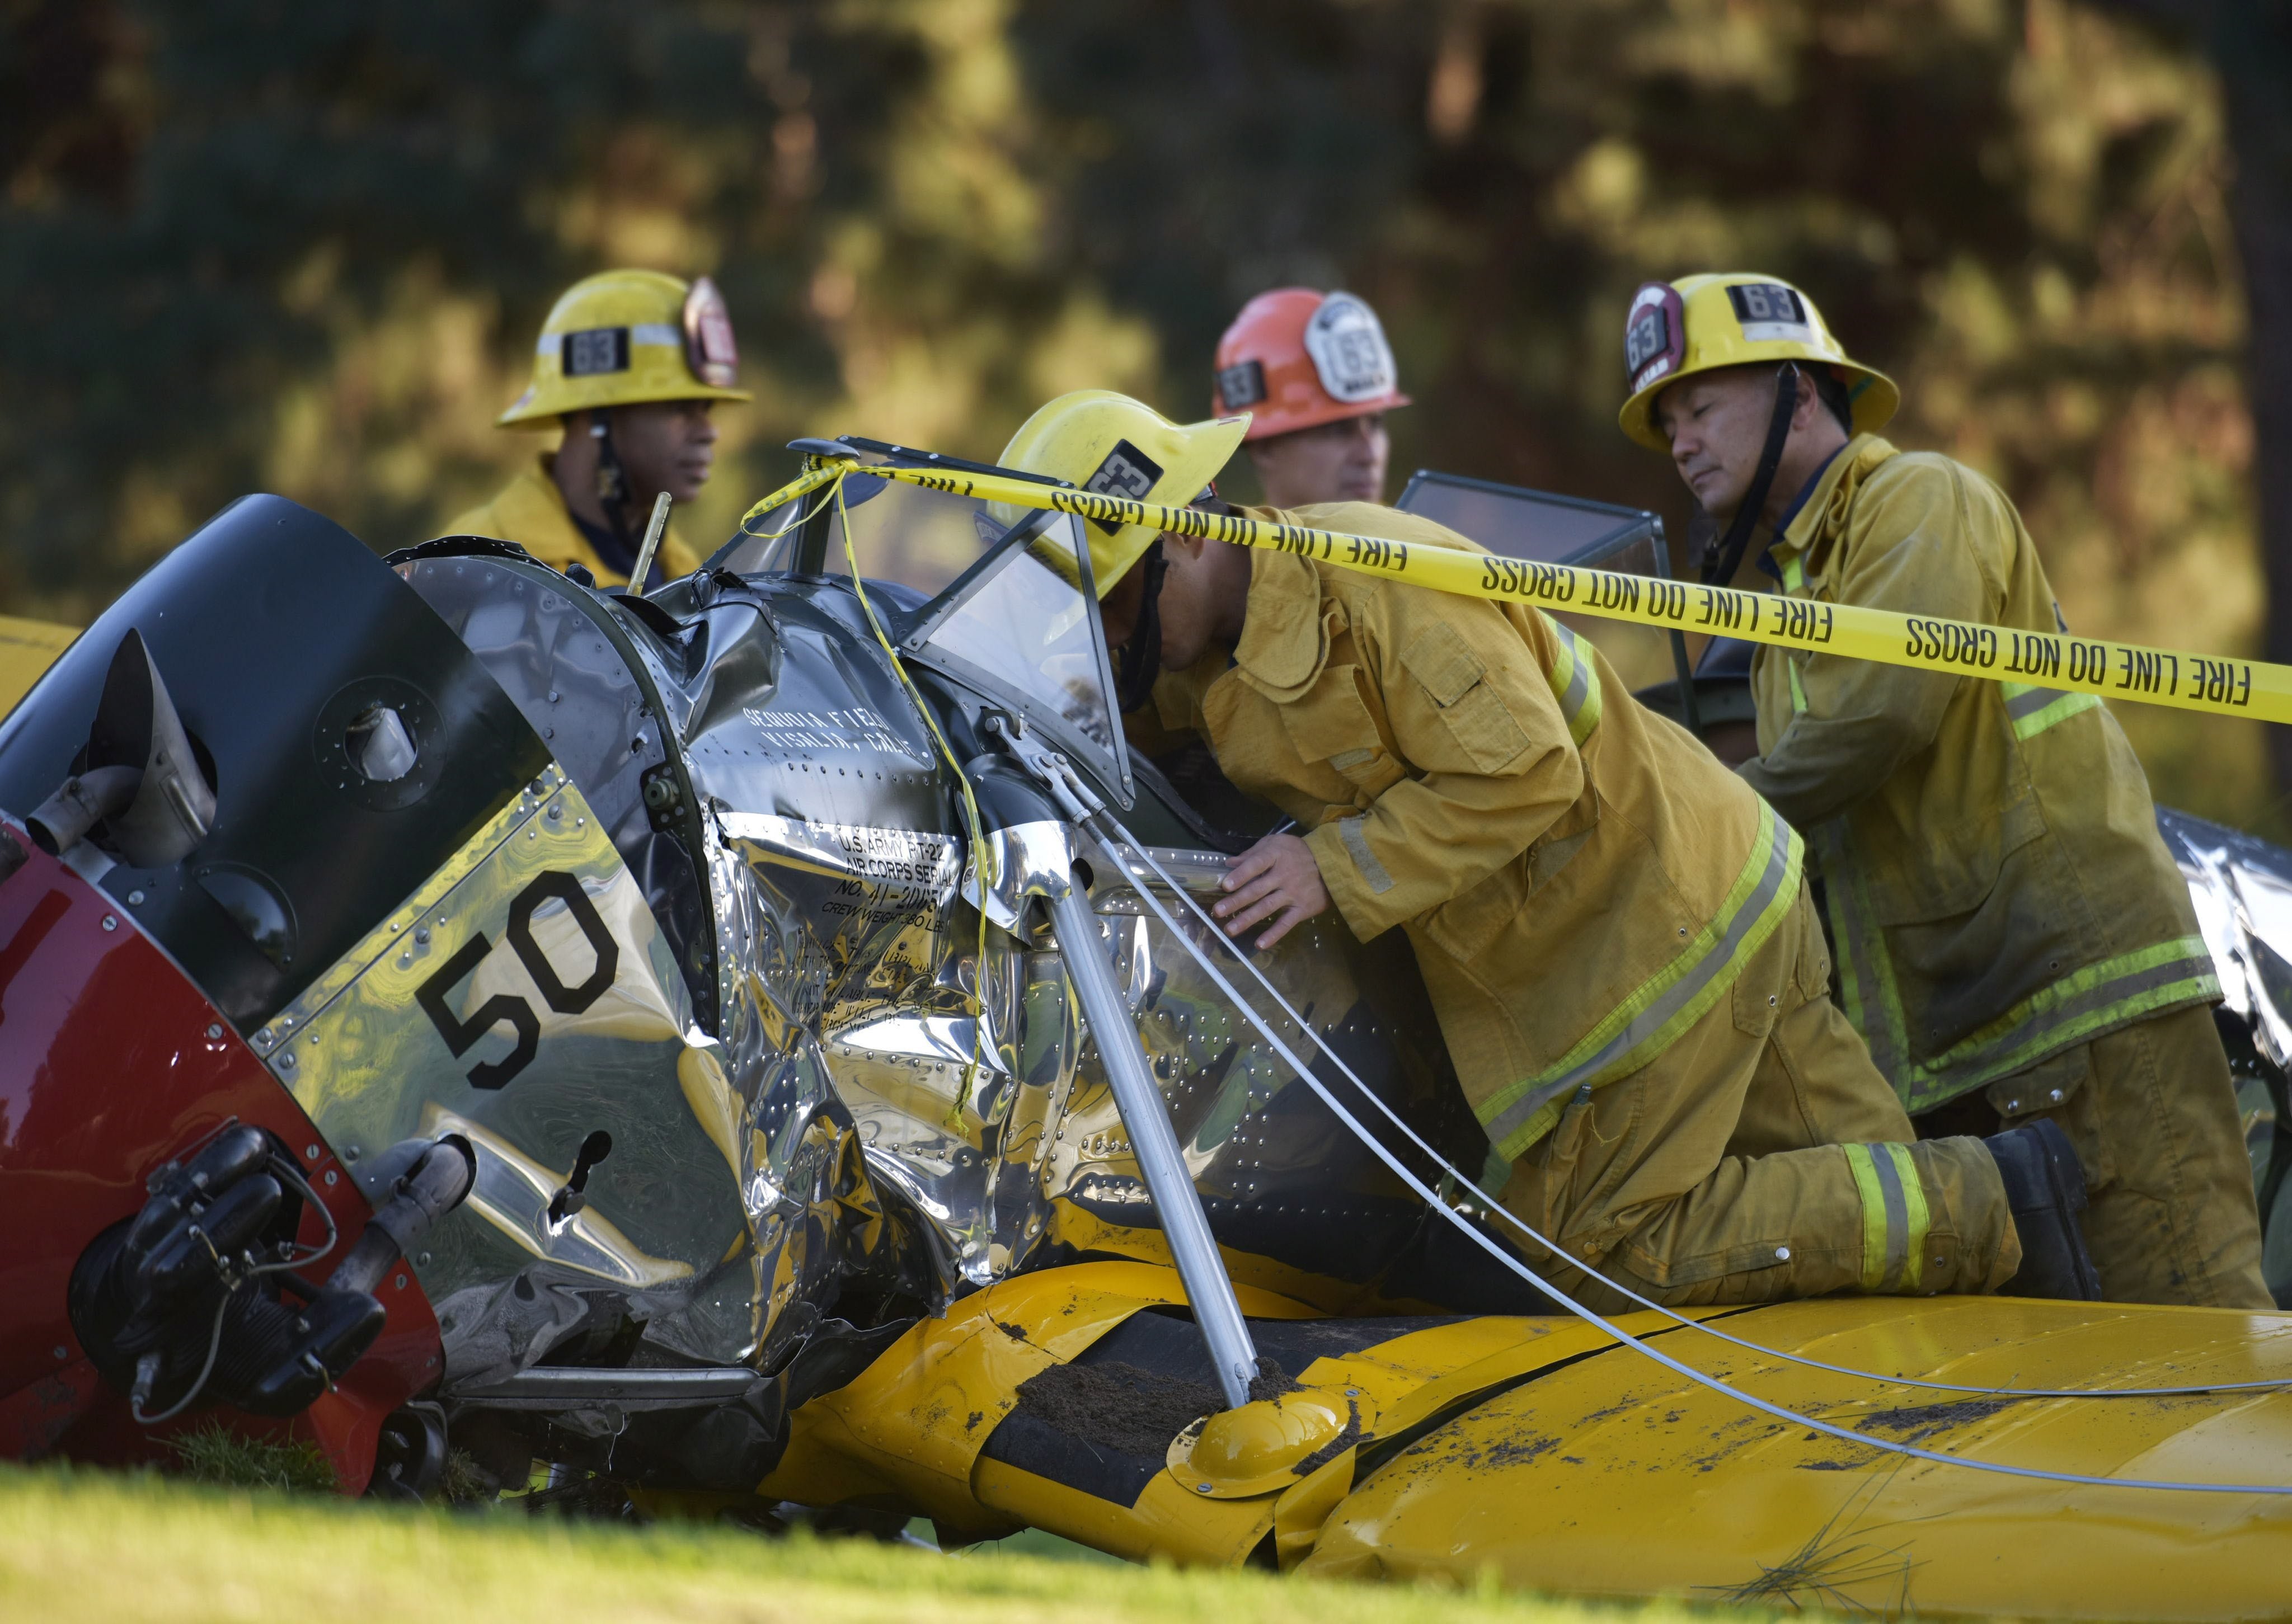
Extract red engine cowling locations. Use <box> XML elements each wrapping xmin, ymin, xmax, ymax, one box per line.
<box><xmin>0</xmin><ymin>826</ymin><xmax>445</xmax><ymax>1493</ymax></box>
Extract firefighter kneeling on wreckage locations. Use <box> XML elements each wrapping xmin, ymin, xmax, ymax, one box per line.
<box><xmin>1000</xmin><ymin>388</ymin><xmax>2096</xmax><ymax>1308</ymax></box>
<box><xmin>1618</xmin><ymin>272</ymin><xmax>2268</xmax><ymax>1307</ymax></box>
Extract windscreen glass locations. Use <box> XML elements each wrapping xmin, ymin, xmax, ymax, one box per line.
<box><xmin>713</xmin><ymin>459</ymin><xmax>1017</xmax><ymax>596</ymax></box>
<box><xmin>917</xmin><ymin>514</ymin><xmax>1119</xmax><ymax>761</ymax></box>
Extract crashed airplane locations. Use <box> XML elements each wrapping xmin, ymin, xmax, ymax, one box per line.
<box><xmin>1</xmin><ymin>442</ymin><xmax>2287</xmax><ymax>1617</ymax></box>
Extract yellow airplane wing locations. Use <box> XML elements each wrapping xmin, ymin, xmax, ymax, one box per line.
<box><xmin>747</xmin><ymin>1260</ymin><xmax>2292</xmax><ymax>1619</ymax></box>
<box><xmin>0</xmin><ymin>615</ymin><xmax>78</xmax><ymax>717</ymax></box>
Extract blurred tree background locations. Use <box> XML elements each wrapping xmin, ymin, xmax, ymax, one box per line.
<box><xmin>0</xmin><ymin>0</ymin><xmax>2281</xmax><ymax>826</ymax></box>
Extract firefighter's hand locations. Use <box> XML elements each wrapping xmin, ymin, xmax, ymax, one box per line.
<box><xmin>1213</xmin><ymin>834</ymin><xmax>1330</xmax><ymax>949</ymax></box>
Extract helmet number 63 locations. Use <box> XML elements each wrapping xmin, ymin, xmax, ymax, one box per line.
<box><xmin>413</xmin><ymin>870</ymin><xmax>621</xmax><ymax>1090</ymax></box>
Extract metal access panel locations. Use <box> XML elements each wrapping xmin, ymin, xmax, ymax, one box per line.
<box><xmin>1393</xmin><ymin>470</ymin><xmax>1699</xmax><ymax>729</ymax></box>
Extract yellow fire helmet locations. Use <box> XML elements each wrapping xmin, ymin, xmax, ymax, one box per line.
<box><xmin>497</xmin><ymin>268</ymin><xmax>754</xmax><ymax>428</ymax></box>
<box><xmin>1615</xmin><ymin>272</ymin><xmax>1898</xmax><ymax>451</ymax></box>
<box><xmin>995</xmin><ymin>390</ymin><xmax>1250</xmax><ymax>598</ymax></box>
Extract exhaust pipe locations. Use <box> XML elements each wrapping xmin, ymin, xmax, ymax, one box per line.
<box><xmin>26</xmin><ymin>630</ymin><xmax>215</xmax><ymax>865</ymax></box>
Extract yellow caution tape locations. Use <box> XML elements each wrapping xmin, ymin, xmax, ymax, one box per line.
<box><xmin>742</xmin><ymin>460</ymin><xmax>2285</xmax><ymax>725</ymax></box>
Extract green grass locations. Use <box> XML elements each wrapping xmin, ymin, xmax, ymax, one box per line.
<box><xmin>0</xmin><ymin>1462</ymin><xmax>1740</xmax><ymax>1624</ymax></box>
<box><xmin>163</xmin><ymin>1422</ymin><xmax>339</xmax><ymax>1494</ymax></box>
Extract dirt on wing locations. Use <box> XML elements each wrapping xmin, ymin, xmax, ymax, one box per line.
<box><xmin>1013</xmin><ymin>1363</ymin><xmax>1224</xmax><ymax>1457</ymax></box>
<box><xmin>1854</xmin><ymin>1398</ymin><xmax>2021</xmax><ymax>1446</ymax></box>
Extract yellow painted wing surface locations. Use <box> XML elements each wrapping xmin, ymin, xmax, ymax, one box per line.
<box><xmin>0</xmin><ymin>615</ymin><xmax>78</xmax><ymax>717</ymax></box>
<box><xmin>1305</xmin><ymin>1293</ymin><xmax>2292</xmax><ymax>1618</ymax></box>
<box><xmin>762</xmin><ymin>1263</ymin><xmax>2292</xmax><ymax>1620</ymax></box>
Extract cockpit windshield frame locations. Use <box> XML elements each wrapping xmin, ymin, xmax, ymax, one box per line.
<box><xmin>893</xmin><ymin>494</ymin><xmax>1134</xmax><ymax>811</ymax></box>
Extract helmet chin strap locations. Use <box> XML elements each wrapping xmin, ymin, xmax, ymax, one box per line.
<box><xmin>589</xmin><ymin>412</ymin><xmax>636</xmax><ymax>553</ymax></box>
<box><xmin>1698</xmin><ymin>362</ymin><xmax>1802</xmax><ymax>587</ymax></box>
<box><xmin>1115</xmin><ymin>487</ymin><xmax>1229</xmax><ymax>713</ymax></box>
<box><xmin>1114</xmin><ymin>539</ymin><xmax>1169</xmax><ymax>714</ymax></box>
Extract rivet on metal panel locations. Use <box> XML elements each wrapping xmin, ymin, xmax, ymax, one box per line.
<box><xmin>101</xmin><ymin>916</ymin><xmax>117</xmax><ymax>931</ymax></box>
<box><xmin>1776</xmin><ymin>1246</ymin><xmax>1791</xmax><ymax>1261</ymax></box>
<box><xmin>205</xmin><ymin>1024</ymin><xmax>222</xmax><ymax>1039</ymax></box>
<box><xmin>304</xmin><ymin>1144</ymin><xmax>320</xmax><ymax>1160</ymax></box>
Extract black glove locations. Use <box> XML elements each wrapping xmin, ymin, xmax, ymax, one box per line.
<box><xmin>1984</xmin><ymin>1118</ymin><xmax>2103</xmax><ymax>1300</ymax></box>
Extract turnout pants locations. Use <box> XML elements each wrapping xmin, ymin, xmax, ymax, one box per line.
<box><xmin>1925</xmin><ymin>1004</ymin><xmax>2271</xmax><ymax>1308</ymax></box>
<box><xmin>1498</xmin><ymin>883</ymin><xmax>2019</xmax><ymax>1310</ymax></box>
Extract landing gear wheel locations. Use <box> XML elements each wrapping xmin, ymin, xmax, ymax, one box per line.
<box><xmin>367</xmin><ymin>1402</ymin><xmax>447</xmax><ymax>1501</ymax></box>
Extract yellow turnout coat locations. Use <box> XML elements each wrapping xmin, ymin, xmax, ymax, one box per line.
<box><xmin>440</xmin><ymin>455</ymin><xmax>704</xmax><ymax>588</ymax></box>
<box><xmin>1153</xmin><ymin>505</ymin><xmax>1798</xmax><ymax>1158</ymax></box>
<box><xmin>1740</xmin><ymin>436</ymin><xmax>2266</xmax><ymax>1306</ymax></box>
<box><xmin>1741</xmin><ymin>436</ymin><xmax>2216</xmax><ymax>1112</ymax></box>
<box><xmin>1142</xmin><ymin>502</ymin><xmax>2016</xmax><ymax>1302</ymax></box>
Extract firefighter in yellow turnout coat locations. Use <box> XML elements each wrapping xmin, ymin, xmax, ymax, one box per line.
<box><xmin>997</xmin><ymin>390</ymin><xmax>2121</xmax><ymax>1308</ymax></box>
<box><xmin>1621</xmin><ymin>272</ymin><xmax>2267</xmax><ymax>1307</ymax></box>
<box><xmin>440</xmin><ymin>269</ymin><xmax>749</xmax><ymax>588</ymax></box>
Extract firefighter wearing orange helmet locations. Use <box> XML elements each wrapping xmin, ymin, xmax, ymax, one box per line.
<box><xmin>1211</xmin><ymin>289</ymin><xmax>1410</xmax><ymax>508</ymax></box>
<box><xmin>440</xmin><ymin>269</ymin><xmax>752</xmax><ymax>590</ymax></box>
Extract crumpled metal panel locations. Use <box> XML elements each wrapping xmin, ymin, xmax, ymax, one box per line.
<box><xmin>381</xmin><ymin>549</ymin><xmax>1525</xmax><ymax>1349</ymax></box>
<box><xmin>2157</xmin><ymin>807</ymin><xmax>2292</xmax><ymax>1294</ymax></box>
<box><xmin>2161</xmin><ymin>806</ymin><xmax>2292</xmax><ymax>1067</ymax></box>
<box><xmin>264</xmin><ymin>751</ymin><xmax>908</xmax><ymax>1392</ymax></box>
<box><xmin>608</xmin><ymin>575</ymin><xmax>1037</xmax><ymax>1298</ymax></box>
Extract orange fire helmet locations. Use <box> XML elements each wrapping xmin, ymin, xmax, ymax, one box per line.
<box><xmin>1211</xmin><ymin>288</ymin><xmax>1411</xmax><ymax>441</ymax></box>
